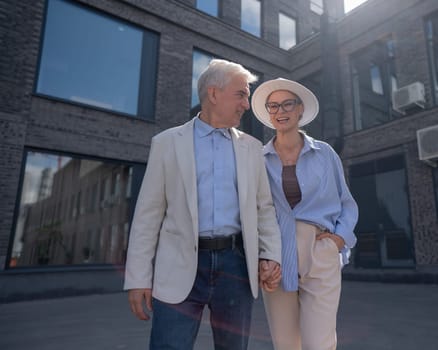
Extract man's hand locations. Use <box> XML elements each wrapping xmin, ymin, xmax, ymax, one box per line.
<box><xmin>259</xmin><ymin>260</ymin><xmax>281</xmax><ymax>292</ymax></box>
<box><xmin>128</xmin><ymin>288</ymin><xmax>153</xmax><ymax>321</ymax></box>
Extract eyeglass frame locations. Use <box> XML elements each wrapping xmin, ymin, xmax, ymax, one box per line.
<box><xmin>264</xmin><ymin>98</ymin><xmax>302</xmax><ymax>114</ymax></box>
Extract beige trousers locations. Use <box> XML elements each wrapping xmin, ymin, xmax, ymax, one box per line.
<box><xmin>263</xmin><ymin>221</ymin><xmax>341</xmax><ymax>350</ymax></box>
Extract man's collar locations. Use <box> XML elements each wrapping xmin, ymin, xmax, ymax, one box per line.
<box><xmin>195</xmin><ymin>114</ymin><xmax>231</xmax><ymax>139</ymax></box>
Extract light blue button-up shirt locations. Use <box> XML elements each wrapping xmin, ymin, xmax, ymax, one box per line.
<box><xmin>264</xmin><ymin>132</ymin><xmax>358</xmax><ymax>291</ymax></box>
<box><xmin>194</xmin><ymin>117</ymin><xmax>241</xmax><ymax>238</ymax></box>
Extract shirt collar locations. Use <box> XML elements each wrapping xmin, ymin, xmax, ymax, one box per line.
<box><xmin>263</xmin><ymin>131</ymin><xmax>320</xmax><ymax>156</ymax></box>
<box><xmin>194</xmin><ymin>113</ymin><xmax>232</xmax><ymax>139</ymax></box>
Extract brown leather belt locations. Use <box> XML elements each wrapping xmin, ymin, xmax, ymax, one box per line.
<box><xmin>198</xmin><ymin>233</ymin><xmax>243</xmax><ymax>250</ymax></box>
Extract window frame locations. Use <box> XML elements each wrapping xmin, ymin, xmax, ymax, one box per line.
<box><xmin>35</xmin><ymin>0</ymin><xmax>159</xmax><ymax>121</ymax></box>
<box><xmin>278</xmin><ymin>12</ymin><xmax>297</xmax><ymax>50</ymax></box>
<box><xmin>349</xmin><ymin>154</ymin><xmax>415</xmax><ymax>268</ymax></box>
<box><xmin>241</xmin><ymin>0</ymin><xmax>262</xmax><ymax>37</ymax></box>
<box><xmin>350</xmin><ymin>38</ymin><xmax>400</xmax><ymax>131</ymax></box>
<box><xmin>6</xmin><ymin>147</ymin><xmax>146</xmax><ymax>270</ymax></box>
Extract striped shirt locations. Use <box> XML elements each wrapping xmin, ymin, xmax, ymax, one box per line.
<box><xmin>263</xmin><ymin>132</ymin><xmax>358</xmax><ymax>291</ymax></box>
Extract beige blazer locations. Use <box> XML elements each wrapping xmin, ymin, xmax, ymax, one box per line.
<box><xmin>124</xmin><ymin>118</ymin><xmax>281</xmax><ymax>303</ymax></box>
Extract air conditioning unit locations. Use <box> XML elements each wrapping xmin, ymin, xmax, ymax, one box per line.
<box><xmin>417</xmin><ymin>125</ymin><xmax>438</xmax><ymax>167</ymax></box>
<box><xmin>392</xmin><ymin>82</ymin><xmax>425</xmax><ymax>114</ymax></box>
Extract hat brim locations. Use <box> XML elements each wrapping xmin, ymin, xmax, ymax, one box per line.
<box><xmin>251</xmin><ymin>78</ymin><xmax>319</xmax><ymax>129</ymax></box>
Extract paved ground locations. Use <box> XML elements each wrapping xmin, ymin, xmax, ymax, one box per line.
<box><xmin>1</xmin><ymin>281</ymin><xmax>437</xmax><ymax>349</ymax></box>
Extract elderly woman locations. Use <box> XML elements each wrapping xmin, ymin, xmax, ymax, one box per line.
<box><xmin>251</xmin><ymin>78</ymin><xmax>359</xmax><ymax>350</ymax></box>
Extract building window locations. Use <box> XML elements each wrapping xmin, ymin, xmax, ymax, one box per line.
<box><xmin>351</xmin><ymin>39</ymin><xmax>399</xmax><ymax>130</ymax></box>
<box><xmin>36</xmin><ymin>0</ymin><xmax>159</xmax><ymax>119</ymax></box>
<box><xmin>310</xmin><ymin>0</ymin><xmax>324</xmax><ymax>15</ymax></box>
<box><xmin>241</xmin><ymin>0</ymin><xmax>261</xmax><ymax>37</ymax></box>
<box><xmin>191</xmin><ymin>50</ymin><xmax>218</xmax><ymax>114</ymax></box>
<box><xmin>349</xmin><ymin>155</ymin><xmax>414</xmax><ymax>268</ymax></box>
<box><xmin>426</xmin><ymin>13</ymin><xmax>438</xmax><ymax>105</ymax></box>
<box><xmin>196</xmin><ymin>0</ymin><xmax>219</xmax><ymax>17</ymax></box>
<box><xmin>279</xmin><ymin>13</ymin><xmax>297</xmax><ymax>50</ymax></box>
<box><xmin>8</xmin><ymin>149</ymin><xmax>145</xmax><ymax>268</ymax></box>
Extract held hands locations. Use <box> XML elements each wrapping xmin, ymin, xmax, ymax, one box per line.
<box><xmin>128</xmin><ymin>288</ymin><xmax>153</xmax><ymax>321</ymax></box>
<box><xmin>259</xmin><ymin>259</ymin><xmax>281</xmax><ymax>292</ymax></box>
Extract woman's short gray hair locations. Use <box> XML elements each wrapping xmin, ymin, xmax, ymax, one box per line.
<box><xmin>197</xmin><ymin>59</ymin><xmax>258</xmax><ymax>104</ymax></box>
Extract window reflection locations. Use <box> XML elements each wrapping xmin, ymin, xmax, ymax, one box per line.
<box><xmin>350</xmin><ymin>155</ymin><xmax>414</xmax><ymax>268</ymax></box>
<box><xmin>196</xmin><ymin>0</ymin><xmax>218</xmax><ymax>17</ymax></box>
<box><xmin>370</xmin><ymin>65</ymin><xmax>383</xmax><ymax>95</ymax></box>
<box><xmin>10</xmin><ymin>150</ymin><xmax>145</xmax><ymax>268</ymax></box>
<box><xmin>241</xmin><ymin>0</ymin><xmax>261</xmax><ymax>37</ymax></box>
<box><xmin>279</xmin><ymin>13</ymin><xmax>297</xmax><ymax>50</ymax></box>
<box><xmin>37</xmin><ymin>0</ymin><xmax>158</xmax><ymax>118</ymax></box>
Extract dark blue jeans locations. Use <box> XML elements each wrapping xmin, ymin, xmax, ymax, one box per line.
<box><xmin>149</xmin><ymin>245</ymin><xmax>253</xmax><ymax>350</ymax></box>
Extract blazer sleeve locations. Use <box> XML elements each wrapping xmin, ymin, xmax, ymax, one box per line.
<box><xmin>124</xmin><ymin>136</ymin><xmax>167</xmax><ymax>290</ymax></box>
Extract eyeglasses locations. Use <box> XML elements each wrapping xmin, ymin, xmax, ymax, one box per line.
<box><xmin>265</xmin><ymin>99</ymin><xmax>301</xmax><ymax>114</ymax></box>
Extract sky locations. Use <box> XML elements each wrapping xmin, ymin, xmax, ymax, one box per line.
<box><xmin>344</xmin><ymin>0</ymin><xmax>369</xmax><ymax>13</ymax></box>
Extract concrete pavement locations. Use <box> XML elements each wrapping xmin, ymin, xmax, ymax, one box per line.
<box><xmin>1</xmin><ymin>281</ymin><xmax>437</xmax><ymax>349</ymax></box>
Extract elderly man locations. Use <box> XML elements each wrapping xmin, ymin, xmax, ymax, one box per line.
<box><xmin>124</xmin><ymin>59</ymin><xmax>281</xmax><ymax>350</ymax></box>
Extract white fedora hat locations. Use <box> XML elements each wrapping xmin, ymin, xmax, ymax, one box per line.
<box><xmin>251</xmin><ymin>78</ymin><xmax>319</xmax><ymax>129</ymax></box>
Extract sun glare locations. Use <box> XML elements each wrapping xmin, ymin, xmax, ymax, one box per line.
<box><xmin>344</xmin><ymin>0</ymin><xmax>369</xmax><ymax>13</ymax></box>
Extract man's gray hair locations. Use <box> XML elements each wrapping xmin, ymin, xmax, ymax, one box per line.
<box><xmin>197</xmin><ymin>59</ymin><xmax>258</xmax><ymax>104</ymax></box>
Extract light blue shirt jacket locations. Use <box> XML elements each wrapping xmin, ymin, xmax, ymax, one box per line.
<box><xmin>263</xmin><ymin>132</ymin><xmax>358</xmax><ymax>291</ymax></box>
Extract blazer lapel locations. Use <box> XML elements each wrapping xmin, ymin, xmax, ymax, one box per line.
<box><xmin>231</xmin><ymin>128</ymin><xmax>249</xmax><ymax>211</ymax></box>
<box><xmin>174</xmin><ymin>119</ymin><xmax>198</xmax><ymax>234</ymax></box>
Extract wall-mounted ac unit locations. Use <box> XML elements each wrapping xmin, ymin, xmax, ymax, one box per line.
<box><xmin>392</xmin><ymin>82</ymin><xmax>425</xmax><ymax>114</ymax></box>
<box><xmin>417</xmin><ymin>125</ymin><xmax>438</xmax><ymax>167</ymax></box>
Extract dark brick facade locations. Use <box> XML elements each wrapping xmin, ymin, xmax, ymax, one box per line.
<box><xmin>1</xmin><ymin>0</ymin><xmax>437</xmax><ymax>300</ymax></box>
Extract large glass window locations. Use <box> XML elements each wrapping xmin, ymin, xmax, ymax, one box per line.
<box><xmin>241</xmin><ymin>0</ymin><xmax>261</xmax><ymax>37</ymax></box>
<box><xmin>426</xmin><ymin>13</ymin><xmax>438</xmax><ymax>105</ymax></box>
<box><xmin>279</xmin><ymin>13</ymin><xmax>297</xmax><ymax>50</ymax></box>
<box><xmin>36</xmin><ymin>0</ymin><xmax>159</xmax><ymax>119</ymax></box>
<box><xmin>351</xmin><ymin>39</ymin><xmax>399</xmax><ymax>130</ymax></box>
<box><xmin>196</xmin><ymin>0</ymin><xmax>219</xmax><ymax>17</ymax></box>
<box><xmin>8</xmin><ymin>150</ymin><xmax>145</xmax><ymax>268</ymax></box>
<box><xmin>350</xmin><ymin>155</ymin><xmax>414</xmax><ymax>268</ymax></box>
